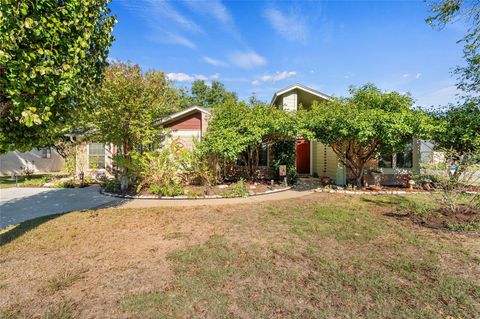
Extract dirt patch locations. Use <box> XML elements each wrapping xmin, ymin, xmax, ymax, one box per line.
<box><xmin>407</xmin><ymin>207</ymin><xmax>480</xmax><ymax>231</ymax></box>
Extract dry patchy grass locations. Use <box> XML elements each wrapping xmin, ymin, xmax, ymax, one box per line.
<box><xmin>0</xmin><ymin>193</ymin><xmax>479</xmax><ymax>318</ymax></box>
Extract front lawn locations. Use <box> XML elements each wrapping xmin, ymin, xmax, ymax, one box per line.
<box><xmin>0</xmin><ymin>193</ymin><xmax>479</xmax><ymax>318</ymax></box>
<box><xmin>0</xmin><ymin>175</ymin><xmax>50</xmax><ymax>188</ymax></box>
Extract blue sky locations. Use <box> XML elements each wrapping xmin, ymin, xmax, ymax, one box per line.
<box><xmin>108</xmin><ymin>0</ymin><xmax>467</xmax><ymax>107</ymax></box>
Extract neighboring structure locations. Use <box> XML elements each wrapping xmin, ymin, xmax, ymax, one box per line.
<box><xmin>0</xmin><ymin>148</ymin><xmax>65</xmax><ymax>175</ymax></box>
<box><xmin>271</xmin><ymin>83</ymin><xmax>420</xmax><ymax>186</ymax></box>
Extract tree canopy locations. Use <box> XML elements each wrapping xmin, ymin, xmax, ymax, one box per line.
<box><xmin>427</xmin><ymin>0</ymin><xmax>480</xmax><ymax>96</ymax></box>
<box><xmin>0</xmin><ymin>0</ymin><xmax>116</xmax><ymax>153</ymax></box>
<box><xmin>203</xmin><ymin>99</ymin><xmax>298</xmax><ymax>180</ymax></box>
<box><xmin>432</xmin><ymin>98</ymin><xmax>480</xmax><ymax>155</ymax></box>
<box><xmin>180</xmin><ymin>80</ymin><xmax>237</xmax><ymax>109</ymax></box>
<box><xmin>88</xmin><ymin>62</ymin><xmax>180</xmax><ymax>173</ymax></box>
<box><xmin>302</xmin><ymin>84</ymin><xmax>433</xmax><ymax>186</ymax></box>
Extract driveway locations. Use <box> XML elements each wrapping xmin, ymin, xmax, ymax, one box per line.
<box><xmin>0</xmin><ymin>185</ymin><xmax>119</xmax><ymax>229</ymax></box>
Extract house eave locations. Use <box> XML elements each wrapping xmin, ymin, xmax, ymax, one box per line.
<box><xmin>270</xmin><ymin>83</ymin><xmax>332</xmax><ymax>106</ymax></box>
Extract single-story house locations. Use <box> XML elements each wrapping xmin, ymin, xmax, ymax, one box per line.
<box><xmin>73</xmin><ymin>106</ymin><xmax>211</xmax><ymax>176</ymax></box>
<box><xmin>0</xmin><ymin>147</ymin><xmax>65</xmax><ymax>176</ymax></box>
<box><xmin>270</xmin><ymin>84</ymin><xmax>420</xmax><ymax>185</ymax></box>
<box><xmin>1</xmin><ymin>84</ymin><xmax>420</xmax><ymax>186</ymax></box>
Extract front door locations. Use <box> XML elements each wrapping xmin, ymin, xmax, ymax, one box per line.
<box><xmin>296</xmin><ymin>140</ymin><xmax>310</xmax><ymax>174</ymax></box>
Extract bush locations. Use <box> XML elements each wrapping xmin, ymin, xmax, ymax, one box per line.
<box><xmin>287</xmin><ymin>169</ymin><xmax>299</xmax><ymax>185</ymax></box>
<box><xmin>53</xmin><ymin>180</ymin><xmax>76</xmax><ymax>188</ymax></box>
<box><xmin>219</xmin><ymin>179</ymin><xmax>249</xmax><ymax>198</ymax></box>
<box><xmin>22</xmin><ymin>176</ymin><xmax>48</xmax><ymax>187</ymax></box>
<box><xmin>149</xmin><ymin>183</ymin><xmax>184</xmax><ymax>197</ymax></box>
<box><xmin>102</xmin><ymin>180</ymin><xmax>120</xmax><ymax>193</ymax></box>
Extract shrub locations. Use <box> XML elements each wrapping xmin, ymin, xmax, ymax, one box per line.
<box><xmin>102</xmin><ymin>180</ymin><xmax>120</xmax><ymax>193</ymax></box>
<box><xmin>287</xmin><ymin>169</ymin><xmax>299</xmax><ymax>185</ymax></box>
<box><xmin>220</xmin><ymin>179</ymin><xmax>249</xmax><ymax>198</ymax></box>
<box><xmin>22</xmin><ymin>176</ymin><xmax>48</xmax><ymax>187</ymax></box>
<box><xmin>149</xmin><ymin>183</ymin><xmax>184</xmax><ymax>197</ymax></box>
<box><xmin>53</xmin><ymin>180</ymin><xmax>76</xmax><ymax>188</ymax></box>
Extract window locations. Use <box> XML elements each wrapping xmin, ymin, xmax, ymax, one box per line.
<box><xmin>259</xmin><ymin>144</ymin><xmax>268</xmax><ymax>166</ymax></box>
<box><xmin>88</xmin><ymin>143</ymin><xmax>105</xmax><ymax>169</ymax></box>
<box><xmin>42</xmin><ymin>147</ymin><xmax>51</xmax><ymax>159</ymax></box>
<box><xmin>378</xmin><ymin>142</ymin><xmax>414</xmax><ymax>169</ymax></box>
<box><xmin>378</xmin><ymin>155</ymin><xmax>393</xmax><ymax>168</ymax></box>
<box><xmin>396</xmin><ymin>143</ymin><xmax>413</xmax><ymax>168</ymax></box>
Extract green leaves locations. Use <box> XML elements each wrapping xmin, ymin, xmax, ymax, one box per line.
<box><xmin>0</xmin><ymin>0</ymin><xmax>116</xmax><ymax>153</ymax></box>
<box><xmin>88</xmin><ymin>61</ymin><xmax>180</xmax><ymax>160</ymax></box>
<box><xmin>24</xmin><ymin>17</ymin><xmax>33</xmax><ymax>28</ymax></box>
<box><xmin>431</xmin><ymin>99</ymin><xmax>480</xmax><ymax>155</ymax></box>
<box><xmin>303</xmin><ymin>84</ymin><xmax>432</xmax><ymax>185</ymax></box>
<box><xmin>204</xmin><ymin>100</ymin><xmax>300</xmax><ymax>161</ymax></box>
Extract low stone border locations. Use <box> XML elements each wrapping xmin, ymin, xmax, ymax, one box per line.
<box><xmin>100</xmin><ymin>186</ymin><xmax>292</xmax><ymax>200</ymax></box>
<box><xmin>314</xmin><ymin>188</ymin><xmax>422</xmax><ymax>195</ymax></box>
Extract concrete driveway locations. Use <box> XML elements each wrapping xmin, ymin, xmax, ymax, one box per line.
<box><xmin>0</xmin><ymin>185</ymin><xmax>119</xmax><ymax>229</ymax></box>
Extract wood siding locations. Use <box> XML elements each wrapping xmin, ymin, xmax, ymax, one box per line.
<box><xmin>281</xmin><ymin>90</ymin><xmax>297</xmax><ymax>112</ymax></box>
<box><xmin>164</xmin><ymin>112</ymin><xmax>202</xmax><ymax>130</ymax></box>
<box><xmin>312</xmin><ymin>141</ymin><xmax>343</xmax><ymax>183</ymax></box>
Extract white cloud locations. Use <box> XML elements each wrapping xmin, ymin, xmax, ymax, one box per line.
<box><xmin>145</xmin><ymin>0</ymin><xmax>203</xmax><ymax>33</ymax></box>
<box><xmin>167</xmin><ymin>73</ymin><xmax>196</xmax><ymax>82</ymax></box>
<box><xmin>253</xmin><ymin>71</ymin><xmax>297</xmax><ymax>84</ymax></box>
<box><xmin>402</xmin><ymin>74</ymin><xmax>409</xmax><ymax>78</ymax></box>
<box><xmin>166</xmin><ymin>72</ymin><xmax>219</xmax><ymax>82</ymax></box>
<box><xmin>183</xmin><ymin>0</ymin><xmax>233</xmax><ymax>24</ymax></box>
<box><xmin>121</xmin><ymin>1</ymin><xmax>201</xmax><ymax>49</ymax></box>
<box><xmin>229</xmin><ymin>51</ymin><xmax>267</xmax><ymax>69</ymax></box>
<box><xmin>416</xmin><ymin>85</ymin><xmax>460</xmax><ymax>107</ymax></box>
<box><xmin>165</xmin><ymin>32</ymin><xmax>196</xmax><ymax>49</ymax></box>
<box><xmin>264</xmin><ymin>8</ymin><xmax>308</xmax><ymax>43</ymax></box>
<box><xmin>415</xmin><ymin>73</ymin><xmax>422</xmax><ymax>79</ymax></box>
<box><xmin>203</xmin><ymin>56</ymin><xmax>228</xmax><ymax>67</ymax></box>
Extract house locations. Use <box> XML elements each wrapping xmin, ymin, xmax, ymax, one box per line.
<box><xmin>71</xmin><ymin>106</ymin><xmax>211</xmax><ymax>176</ymax></box>
<box><xmin>157</xmin><ymin>105</ymin><xmax>211</xmax><ymax>150</ymax></box>
<box><xmin>0</xmin><ymin>147</ymin><xmax>65</xmax><ymax>176</ymax></box>
<box><xmin>271</xmin><ymin>83</ymin><xmax>421</xmax><ymax>186</ymax></box>
<box><xmin>1</xmin><ymin>85</ymin><xmax>420</xmax><ymax>186</ymax></box>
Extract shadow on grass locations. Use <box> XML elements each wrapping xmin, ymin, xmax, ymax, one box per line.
<box><xmin>0</xmin><ymin>198</ymin><xmax>130</xmax><ymax>247</ymax></box>
<box><xmin>0</xmin><ymin>213</ymin><xmax>64</xmax><ymax>247</ymax></box>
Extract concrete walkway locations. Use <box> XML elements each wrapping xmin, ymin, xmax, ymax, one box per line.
<box><xmin>0</xmin><ymin>185</ymin><xmax>119</xmax><ymax>228</ymax></box>
<box><xmin>118</xmin><ymin>189</ymin><xmax>313</xmax><ymax>208</ymax></box>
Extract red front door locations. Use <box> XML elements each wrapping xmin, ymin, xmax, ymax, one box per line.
<box><xmin>296</xmin><ymin>140</ymin><xmax>310</xmax><ymax>174</ymax></box>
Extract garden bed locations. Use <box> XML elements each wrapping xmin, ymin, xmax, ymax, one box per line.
<box><xmin>378</xmin><ymin>193</ymin><xmax>480</xmax><ymax>232</ymax></box>
<box><xmin>0</xmin><ymin>174</ymin><xmax>90</xmax><ymax>189</ymax></box>
<box><xmin>100</xmin><ymin>181</ymin><xmax>290</xmax><ymax>199</ymax></box>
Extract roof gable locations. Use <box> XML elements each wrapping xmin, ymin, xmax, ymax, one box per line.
<box><xmin>270</xmin><ymin>83</ymin><xmax>332</xmax><ymax>106</ymax></box>
<box><xmin>157</xmin><ymin>105</ymin><xmax>211</xmax><ymax>126</ymax></box>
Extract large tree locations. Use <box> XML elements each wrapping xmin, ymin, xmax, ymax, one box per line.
<box><xmin>88</xmin><ymin>62</ymin><xmax>180</xmax><ymax>177</ymax></box>
<box><xmin>427</xmin><ymin>0</ymin><xmax>479</xmax><ymax>96</ymax></box>
<box><xmin>303</xmin><ymin>84</ymin><xmax>433</xmax><ymax>187</ymax></box>
<box><xmin>432</xmin><ymin>98</ymin><xmax>480</xmax><ymax>155</ymax></box>
<box><xmin>180</xmin><ymin>80</ymin><xmax>237</xmax><ymax>109</ymax></box>
<box><xmin>204</xmin><ymin>99</ymin><xmax>298</xmax><ymax>181</ymax></box>
<box><xmin>0</xmin><ymin>0</ymin><xmax>116</xmax><ymax>153</ymax></box>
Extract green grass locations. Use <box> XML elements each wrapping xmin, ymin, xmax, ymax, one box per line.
<box><xmin>123</xmin><ymin>234</ymin><xmax>480</xmax><ymax>318</ymax></box>
<box><xmin>44</xmin><ymin>268</ymin><xmax>88</xmax><ymax>293</ymax></box>
<box><xmin>0</xmin><ymin>175</ymin><xmax>50</xmax><ymax>188</ymax></box>
<box><xmin>122</xmin><ymin>197</ymin><xmax>480</xmax><ymax>319</ymax></box>
<box><xmin>1</xmin><ymin>193</ymin><xmax>479</xmax><ymax>318</ymax></box>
